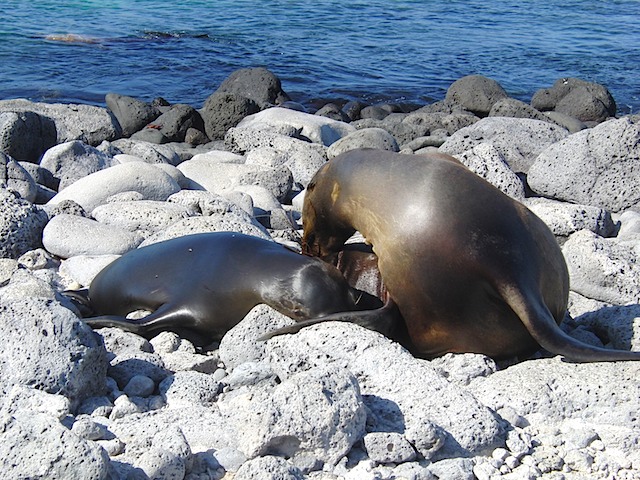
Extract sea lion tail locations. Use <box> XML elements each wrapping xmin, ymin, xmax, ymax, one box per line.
<box><xmin>501</xmin><ymin>284</ymin><xmax>640</xmax><ymax>362</ymax></box>
<box><xmin>259</xmin><ymin>297</ymin><xmax>400</xmax><ymax>341</ymax></box>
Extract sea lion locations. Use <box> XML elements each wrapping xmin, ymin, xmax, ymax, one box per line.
<box><xmin>44</xmin><ymin>34</ymin><xmax>100</xmax><ymax>44</ymax></box>
<box><xmin>72</xmin><ymin>232</ymin><xmax>370</xmax><ymax>346</ymax></box>
<box><xmin>282</xmin><ymin>148</ymin><xmax>640</xmax><ymax>362</ymax></box>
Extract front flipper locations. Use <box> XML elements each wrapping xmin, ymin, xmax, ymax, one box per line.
<box><xmin>259</xmin><ymin>296</ymin><xmax>401</xmax><ymax>341</ymax></box>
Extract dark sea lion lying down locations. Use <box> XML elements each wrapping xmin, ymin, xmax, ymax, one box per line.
<box><xmin>266</xmin><ymin>148</ymin><xmax>640</xmax><ymax>362</ymax></box>
<box><xmin>70</xmin><ymin>232</ymin><xmax>372</xmax><ymax>347</ymax></box>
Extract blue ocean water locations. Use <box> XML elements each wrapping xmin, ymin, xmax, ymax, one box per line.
<box><xmin>0</xmin><ymin>0</ymin><xmax>638</xmax><ymax>113</ymax></box>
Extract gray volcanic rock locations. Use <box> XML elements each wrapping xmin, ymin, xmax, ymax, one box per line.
<box><xmin>0</xmin><ymin>409</ymin><xmax>110</xmax><ymax>479</ymax></box>
<box><xmin>327</xmin><ymin>127</ymin><xmax>399</xmax><ymax>158</ymax></box>
<box><xmin>201</xmin><ymin>92</ymin><xmax>260</xmax><ymax>140</ymax></box>
<box><xmin>138</xmin><ymin>212</ymin><xmax>271</xmax><ymax>246</ymax></box>
<box><xmin>452</xmin><ymin>142</ymin><xmax>526</xmax><ymax>200</ymax></box>
<box><xmin>232</xmin><ymin>132</ymin><xmax>327</xmax><ymax>188</ymax></box>
<box><xmin>234</xmin><ymin>456</ymin><xmax>303</xmax><ymax>480</ymax></box>
<box><xmin>562</xmin><ymin>230</ymin><xmax>640</xmax><ymax>305</ymax></box>
<box><xmin>467</xmin><ymin>357</ymin><xmax>640</xmax><ymax>430</ymax></box>
<box><xmin>531</xmin><ymin>78</ymin><xmax>617</xmax><ymax>123</ymax></box>
<box><xmin>145</xmin><ymin>103</ymin><xmax>204</xmax><ymax>142</ymax></box>
<box><xmin>0</xmin><ymin>297</ymin><xmax>107</xmax><ymax>408</ymax></box>
<box><xmin>528</xmin><ymin>116</ymin><xmax>640</xmax><ymax>212</ymax></box>
<box><xmin>524</xmin><ymin>198</ymin><xmax>615</xmax><ymax>240</ymax></box>
<box><xmin>215</xmin><ymin>67</ymin><xmax>290</xmax><ymax>107</ymax></box>
<box><xmin>109</xmin><ymin>138</ymin><xmax>182</xmax><ymax>165</ymax></box>
<box><xmin>265</xmin><ymin>323</ymin><xmax>505</xmax><ymax>459</ymax></box>
<box><xmin>219</xmin><ymin>304</ymin><xmax>295</xmax><ymax>370</ymax></box>
<box><xmin>440</xmin><ymin>116</ymin><xmax>568</xmax><ymax>174</ymax></box>
<box><xmin>39</xmin><ymin>140</ymin><xmax>117</xmax><ymax>191</ymax></box>
<box><xmin>0</xmin><ymin>110</ymin><xmax>57</xmax><ymax>162</ymax></box>
<box><xmin>178</xmin><ymin>156</ymin><xmax>293</xmax><ymax>202</ymax></box>
<box><xmin>105</xmin><ymin>93</ymin><xmax>160</xmax><ymax>137</ymax></box>
<box><xmin>92</xmin><ymin>200</ymin><xmax>196</xmax><ymax>237</ymax></box>
<box><xmin>0</xmin><ymin>188</ymin><xmax>48</xmax><ymax>259</ymax></box>
<box><xmin>0</xmin><ymin>99</ymin><xmax>120</xmax><ymax>145</ymax></box>
<box><xmin>488</xmin><ymin>97</ymin><xmax>552</xmax><ymax>122</ymax></box>
<box><xmin>315</xmin><ymin>102</ymin><xmax>351</xmax><ymax>122</ymax></box>
<box><xmin>0</xmin><ymin>152</ymin><xmax>37</xmax><ymax>202</ymax></box>
<box><xmin>219</xmin><ymin>365</ymin><xmax>366</xmax><ymax>468</ymax></box>
<box><xmin>445</xmin><ymin>75</ymin><xmax>509</xmax><ymax>116</ymax></box>
<box><xmin>3</xmin><ymin>80</ymin><xmax>640</xmax><ymax>478</ymax></box>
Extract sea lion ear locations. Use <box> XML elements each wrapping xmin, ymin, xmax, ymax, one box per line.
<box><xmin>307</xmin><ymin>181</ymin><xmax>316</xmax><ymax>192</ymax></box>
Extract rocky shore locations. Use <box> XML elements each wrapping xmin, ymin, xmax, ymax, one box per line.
<box><xmin>1</xmin><ymin>67</ymin><xmax>639</xmax><ymax>479</ymax></box>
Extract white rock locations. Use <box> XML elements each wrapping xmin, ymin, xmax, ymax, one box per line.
<box><xmin>327</xmin><ymin>128</ymin><xmax>399</xmax><ymax>158</ymax></box>
<box><xmin>528</xmin><ymin>117</ymin><xmax>640</xmax><ymax>212</ymax></box>
<box><xmin>47</xmin><ymin>162</ymin><xmax>181</xmax><ymax>212</ymax></box>
<box><xmin>452</xmin><ymin>143</ymin><xmax>526</xmax><ymax>200</ymax></box>
<box><xmin>525</xmin><ymin>198</ymin><xmax>615</xmax><ymax>239</ymax></box>
<box><xmin>440</xmin><ymin>117</ymin><xmax>568</xmax><ymax>173</ymax></box>
<box><xmin>0</xmin><ymin>410</ymin><xmax>110</xmax><ymax>479</ymax></box>
<box><xmin>167</xmin><ymin>189</ymin><xmax>254</xmax><ymax>217</ymax></box>
<box><xmin>138</xmin><ymin>447</ymin><xmax>186</xmax><ymax>480</ymax></box>
<box><xmin>39</xmin><ymin>140</ymin><xmax>117</xmax><ymax>190</ymax></box>
<box><xmin>562</xmin><ymin>229</ymin><xmax>640</xmax><ymax>304</ymax></box>
<box><xmin>109</xmin><ymin>406</ymin><xmax>230</xmax><ymax>460</ymax></box>
<box><xmin>234</xmin><ymin>455</ymin><xmax>303</xmax><ymax>480</ymax></box>
<box><xmin>1</xmin><ymin>385</ymin><xmax>70</xmax><ymax>420</ymax></box>
<box><xmin>265</xmin><ymin>323</ymin><xmax>503</xmax><ymax>459</ymax></box>
<box><xmin>123</xmin><ymin>374</ymin><xmax>156</xmax><ymax>397</ymax></box>
<box><xmin>219</xmin><ymin>304</ymin><xmax>295</xmax><ymax>370</ymax></box>
<box><xmin>363</xmin><ymin>432</ymin><xmax>417</xmax><ymax>464</ymax></box>
<box><xmin>429</xmin><ymin>352</ymin><xmax>497</xmax><ymax>386</ymax></box>
<box><xmin>467</xmin><ymin>356</ymin><xmax>640</xmax><ymax>431</ymax></box>
<box><xmin>71</xmin><ymin>416</ymin><xmax>107</xmax><ymax>441</ymax></box>
<box><xmin>92</xmin><ymin>200</ymin><xmax>196</xmax><ymax>235</ymax></box>
<box><xmin>110</xmin><ymin>138</ymin><xmax>182</xmax><ymax>165</ymax></box>
<box><xmin>139</xmin><ymin>213</ymin><xmax>271</xmax><ymax>247</ymax></box>
<box><xmin>0</xmin><ymin>98</ymin><xmax>119</xmax><ymax>145</ymax></box>
<box><xmin>237</xmin><ymin>107</ymin><xmax>355</xmax><ymax>146</ymax></box>
<box><xmin>572</xmin><ymin>304</ymin><xmax>640</xmax><ymax>352</ymax></box>
<box><xmin>428</xmin><ymin>458</ymin><xmax>475</xmax><ymax>480</ymax></box>
<box><xmin>178</xmin><ymin>156</ymin><xmax>292</xmax><ymax>201</ymax></box>
<box><xmin>189</xmin><ymin>150</ymin><xmax>245</xmax><ymax>164</ymax></box>
<box><xmin>0</xmin><ymin>297</ymin><xmax>107</xmax><ymax>408</ymax></box>
<box><xmin>42</xmin><ymin>214</ymin><xmax>142</xmax><ymax>258</ymax></box>
<box><xmin>218</xmin><ymin>365</ymin><xmax>366</xmax><ymax>467</ymax></box>
<box><xmin>159</xmin><ymin>371</ymin><xmax>221</xmax><ymax>408</ymax></box>
<box><xmin>245</xmin><ymin>140</ymin><xmax>327</xmax><ymax>188</ymax></box>
<box><xmin>59</xmin><ymin>254</ymin><xmax>120</xmax><ymax>288</ymax></box>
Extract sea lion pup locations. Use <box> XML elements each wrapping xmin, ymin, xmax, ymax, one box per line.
<box><xmin>266</xmin><ymin>148</ymin><xmax>640</xmax><ymax>362</ymax></box>
<box><xmin>71</xmin><ymin>232</ymin><xmax>373</xmax><ymax>347</ymax></box>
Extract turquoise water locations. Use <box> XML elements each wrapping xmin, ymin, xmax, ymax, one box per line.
<box><xmin>0</xmin><ymin>0</ymin><xmax>638</xmax><ymax>113</ymax></box>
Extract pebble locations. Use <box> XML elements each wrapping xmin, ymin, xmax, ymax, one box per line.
<box><xmin>123</xmin><ymin>374</ymin><xmax>156</xmax><ymax>397</ymax></box>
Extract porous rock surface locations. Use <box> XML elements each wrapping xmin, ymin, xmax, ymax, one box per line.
<box><xmin>0</xmin><ymin>71</ymin><xmax>639</xmax><ymax>479</ymax></box>
<box><xmin>528</xmin><ymin>116</ymin><xmax>640</xmax><ymax>212</ymax></box>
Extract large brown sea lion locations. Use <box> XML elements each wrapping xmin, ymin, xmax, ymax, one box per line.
<box><xmin>272</xmin><ymin>148</ymin><xmax>640</xmax><ymax>362</ymax></box>
<box><xmin>70</xmin><ymin>232</ymin><xmax>372</xmax><ymax>347</ymax></box>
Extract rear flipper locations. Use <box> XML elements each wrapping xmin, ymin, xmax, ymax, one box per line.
<box><xmin>61</xmin><ymin>289</ymin><xmax>94</xmax><ymax>317</ymax></box>
<box><xmin>83</xmin><ymin>303</ymin><xmax>198</xmax><ymax>339</ymax></box>
<box><xmin>259</xmin><ymin>297</ymin><xmax>401</xmax><ymax>341</ymax></box>
<box><xmin>501</xmin><ymin>284</ymin><xmax>640</xmax><ymax>362</ymax></box>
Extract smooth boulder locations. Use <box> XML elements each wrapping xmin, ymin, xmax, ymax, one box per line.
<box><xmin>46</xmin><ymin>162</ymin><xmax>181</xmax><ymax>212</ymax></box>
